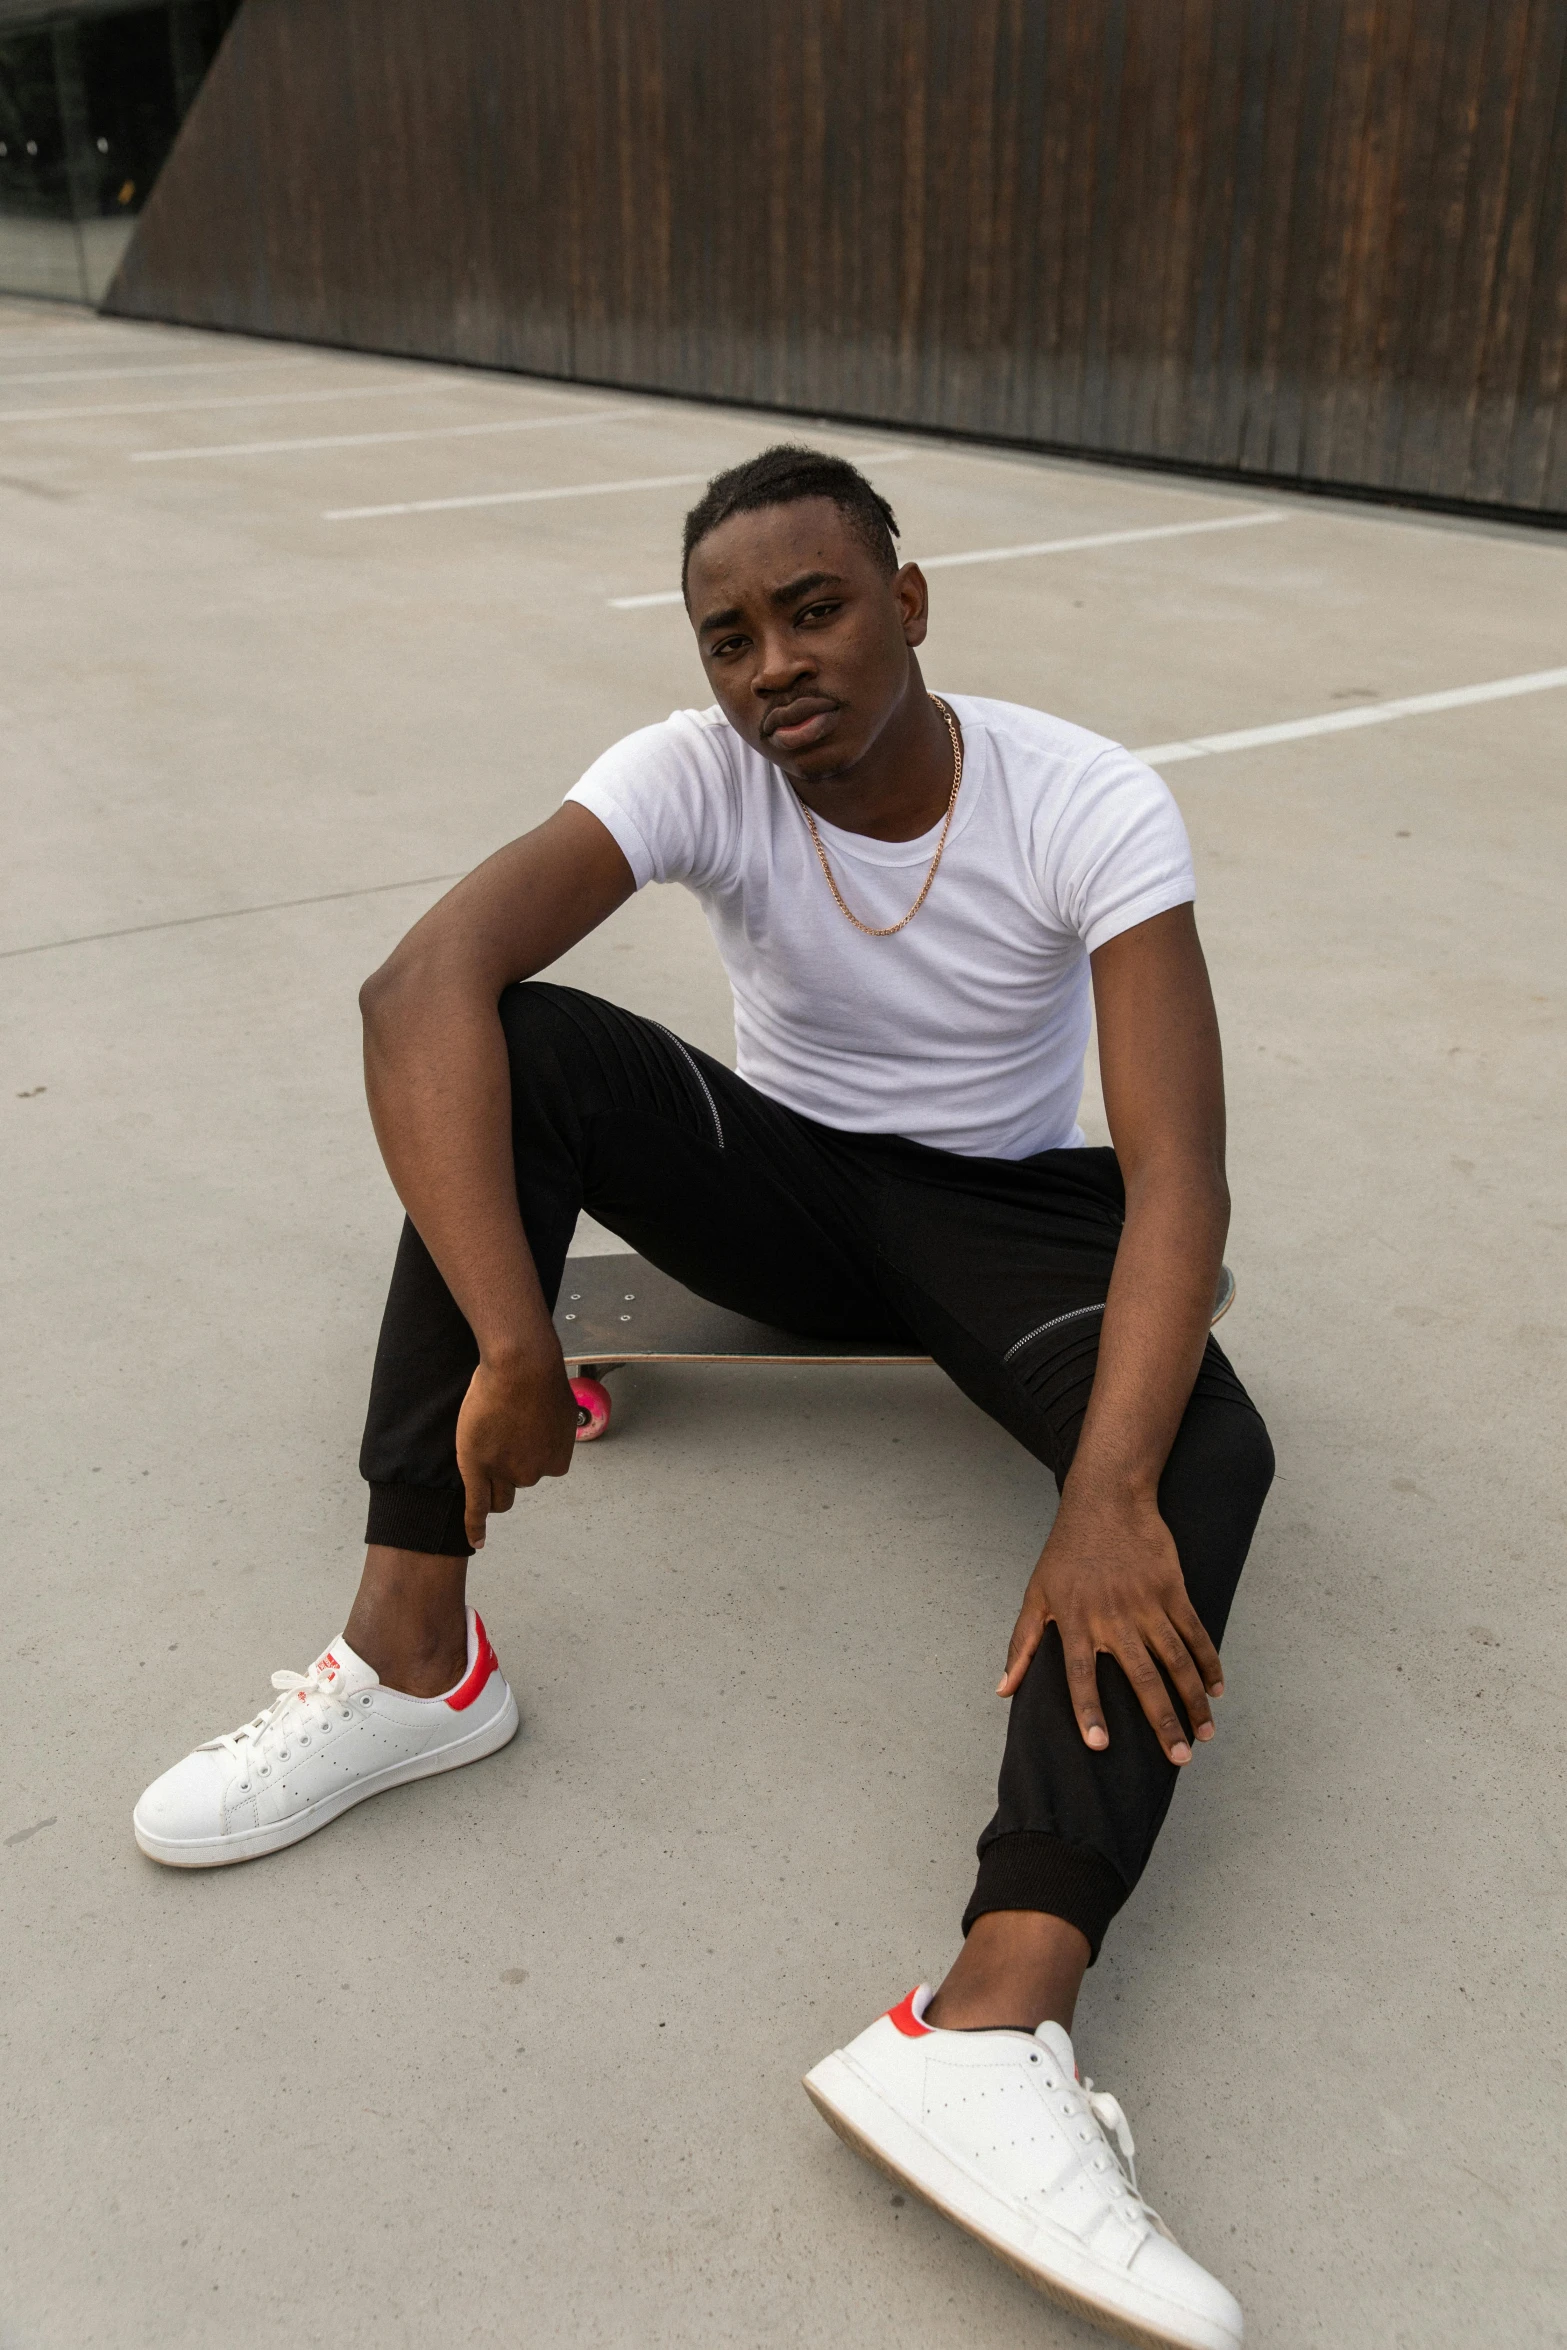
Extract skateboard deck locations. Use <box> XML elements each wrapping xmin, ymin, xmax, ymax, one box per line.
<box><xmin>555</xmin><ymin>1252</ymin><xmax>1234</xmax><ymax>1437</ymax></box>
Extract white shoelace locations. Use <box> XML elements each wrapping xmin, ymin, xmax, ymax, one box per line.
<box><xmin>202</xmin><ymin>1664</ymin><xmax>362</xmax><ymax>1788</ymax></box>
<box><xmin>1066</xmin><ymin>2072</ymin><xmax>1178</xmax><ymax>2243</ymax></box>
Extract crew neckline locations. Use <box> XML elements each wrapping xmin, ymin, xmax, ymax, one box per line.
<box><xmin>798</xmin><ymin>699</ymin><xmax>985</xmax><ymax>866</ymax></box>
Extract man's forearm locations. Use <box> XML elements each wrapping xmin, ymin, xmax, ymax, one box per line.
<box><xmin>1060</xmin><ymin>1158</ymin><xmax>1228</xmax><ymax>1516</ymax></box>
<box><xmin>355</xmin><ymin>810</ymin><xmax>635</xmax><ymax>1385</ymax></box>
<box><xmin>360</xmin><ymin>968</ymin><xmax>556</xmax><ymax>1368</ymax></box>
<box><xmin>998</xmin><ymin>907</ymin><xmax>1233</xmax><ymax>1731</ymax></box>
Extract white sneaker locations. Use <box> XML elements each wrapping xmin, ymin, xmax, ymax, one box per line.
<box><xmin>133</xmin><ymin>1607</ymin><xmax>518</xmax><ymax>1868</ymax></box>
<box><xmin>804</xmin><ymin>1988</ymin><xmax>1242</xmax><ymax>2350</ymax></box>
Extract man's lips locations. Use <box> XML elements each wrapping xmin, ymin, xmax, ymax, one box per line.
<box><xmin>763</xmin><ymin>695</ymin><xmax>839</xmax><ymax>746</ymax></box>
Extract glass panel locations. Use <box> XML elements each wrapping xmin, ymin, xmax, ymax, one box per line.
<box><xmin>69</xmin><ymin>9</ymin><xmax>180</xmax><ymax>300</ymax></box>
<box><xmin>0</xmin><ymin>1</ymin><xmax>241</xmax><ymax>305</ymax></box>
<box><xmin>0</xmin><ymin>27</ymin><xmax>88</xmax><ymax>302</ymax></box>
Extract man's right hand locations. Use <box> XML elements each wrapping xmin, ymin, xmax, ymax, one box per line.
<box><xmin>456</xmin><ymin>1352</ymin><xmax>579</xmax><ymax>1549</ymax></box>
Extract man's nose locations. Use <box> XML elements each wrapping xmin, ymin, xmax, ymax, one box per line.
<box><xmin>753</xmin><ymin>631</ymin><xmax>812</xmax><ymax>694</ymax></box>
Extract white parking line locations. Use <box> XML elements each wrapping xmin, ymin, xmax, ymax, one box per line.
<box><xmin>324</xmin><ymin>448</ymin><xmax>914</xmax><ymax>523</ymax></box>
<box><xmin>0</xmin><ymin>378</ymin><xmax>449</xmax><ymax>427</ymax></box>
<box><xmin>919</xmin><ymin>509</ymin><xmax>1285</xmax><ymax>569</ymax></box>
<box><xmin>1135</xmin><ymin>667</ymin><xmax>1567</xmax><ymax>766</ymax></box>
<box><xmin>609</xmin><ymin>504</ymin><xmax>1284</xmax><ymax>604</ymax></box>
<box><xmin>326</xmin><ymin>467</ymin><xmax>714</xmax><ymax>521</ymax></box>
<box><xmin>131</xmin><ymin>404</ymin><xmax>645</xmax><ymax>462</ymax></box>
<box><xmin>0</xmin><ymin>354</ymin><xmax>306</xmax><ymax>390</ymax></box>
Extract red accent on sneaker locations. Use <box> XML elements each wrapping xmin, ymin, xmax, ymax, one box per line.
<box><xmin>446</xmin><ymin>1612</ymin><xmax>499</xmax><ymax>1711</ymax></box>
<box><xmin>887</xmin><ymin>1989</ymin><xmax>931</xmax><ymax>2038</ymax></box>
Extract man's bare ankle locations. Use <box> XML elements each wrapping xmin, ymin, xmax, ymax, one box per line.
<box><xmin>356</xmin><ymin>1628</ymin><xmax>469</xmax><ymax>1698</ymax></box>
<box><xmin>343</xmin><ymin>1545</ymin><xmax>469</xmax><ymax>1698</ymax></box>
<box><xmin>926</xmin><ymin>1910</ymin><xmax>1090</xmax><ymax>2036</ymax></box>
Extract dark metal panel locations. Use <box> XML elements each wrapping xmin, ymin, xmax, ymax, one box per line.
<box><xmin>1393</xmin><ymin>0</ymin><xmax>1494</xmax><ymax>496</ymax></box>
<box><xmin>1264</xmin><ymin>0</ymin><xmax>1345</xmax><ymax>477</ymax></box>
<box><xmin>1074</xmin><ymin>0</ymin><xmax>1129</xmax><ymax>453</ymax></box>
<box><xmin>1047</xmin><ymin>0</ymin><xmax>1112</xmax><ymax>448</ymax></box>
<box><xmin>1326</xmin><ymin>0</ymin><xmax>1420</xmax><ymax>486</ymax></box>
<box><xmin>1504</xmin><ymin>28</ymin><xmax>1567</xmax><ymax>506</ymax></box>
<box><xmin>1183</xmin><ymin>0</ymin><xmax>1252</xmax><ymax>469</ymax></box>
<box><xmin>1236</xmin><ymin>0</ymin><xmax>1312</xmax><ymax>475</ymax></box>
<box><xmin>987</xmin><ymin>0</ymin><xmax>1044</xmax><ymax>442</ymax></box>
<box><xmin>1365</xmin><ymin>0</ymin><xmax>1456</xmax><ymax>493</ymax></box>
<box><xmin>1297</xmin><ymin>0</ymin><xmax>1377</xmax><ymax>483</ymax></box>
<box><xmin>1016</xmin><ymin>0</ymin><xmax>1082</xmax><ymax>449</ymax></box>
<box><xmin>1464</xmin><ymin>0</ymin><xmax>1567</xmax><ymax>501</ymax></box>
<box><xmin>1208</xmin><ymin>0</ymin><xmax>1284</xmax><ymax>470</ymax></box>
<box><xmin>103</xmin><ymin>0</ymin><xmax>1567</xmax><ymax>516</ymax></box>
<box><xmin>1149</xmin><ymin>0</ymin><xmax>1220</xmax><ymax>462</ymax></box>
<box><xmin>1108</xmin><ymin>0</ymin><xmax>1183</xmax><ymax>457</ymax></box>
<box><xmin>1430</xmin><ymin>0</ymin><xmax>1534</xmax><ymax>498</ymax></box>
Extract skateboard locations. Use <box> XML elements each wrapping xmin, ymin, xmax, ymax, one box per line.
<box><xmin>556</xmin><ymin>1252</ymin><xmax>1235</xmax><ymax>1440</ymax></box>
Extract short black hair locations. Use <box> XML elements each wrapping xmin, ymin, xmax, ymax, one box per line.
<box><xmin>681</xmin><ymin>444</ymin><xmax>900</xmax><ymax>599</ymax></box>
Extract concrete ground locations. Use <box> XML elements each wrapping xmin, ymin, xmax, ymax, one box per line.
<box><xmin>2</xmin><ymin>294</ymin><xmax>1564</xmax><ymax>2350</ymax></box>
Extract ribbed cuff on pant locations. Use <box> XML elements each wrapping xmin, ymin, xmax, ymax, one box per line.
<box><xmin>365</xmin><ymin>1481</ymin><xmax>473</xmax><ymax>1559</ymax></box>
<box><xmin>962</xmin><ymin>1830</ymin><xmax>1129</xmax><ymax>1965</ymax></box>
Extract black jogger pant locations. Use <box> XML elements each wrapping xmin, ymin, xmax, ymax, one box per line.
<box><xmin>360</xmin><ymin>984</ymin><xmax>1275</xmax><ymax>1959</ymax></box>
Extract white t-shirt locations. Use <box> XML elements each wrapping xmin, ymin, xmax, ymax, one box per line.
<box><xmin>565</xmin><ymin>692</ymin><xmax>1193</xmax><ymax>1161</ymax></box>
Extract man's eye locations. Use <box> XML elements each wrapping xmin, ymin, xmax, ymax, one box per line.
<box><xmin>709</xmin><ymin>636</ymin><xmax>746</xmax><ymax>657</ymax></box>
<box><xmin>798</xmin><ymin>603</ymin><xmax>839</xmax><ymax>624</ymax></box>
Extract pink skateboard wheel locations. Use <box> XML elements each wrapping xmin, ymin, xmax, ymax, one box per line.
<box><xmin>571</xmin><ymin>1375</ymin><xmax>612</xmax><ymax>1441</ymax></box>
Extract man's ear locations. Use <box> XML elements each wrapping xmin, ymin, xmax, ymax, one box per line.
<box><xmin>894</xmin><ymin>561</ymin><xmax>930</xmax><ymax>647</ymax></box>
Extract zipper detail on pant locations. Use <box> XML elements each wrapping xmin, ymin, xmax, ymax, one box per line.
<box><xmin>1002</xmin><ymin>1300</ymin><xmax>1105</xmax><ymax>1366</ymax></box>
<box><xmin>657</xmin><ymin>1025</ymin><xmax>725</xmax><ymax>1150</ymax></box>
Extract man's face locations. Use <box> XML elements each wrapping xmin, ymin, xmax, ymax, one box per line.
<box><xmin>685</xmin><ymin>498</ymin><xmax>929</xmax><ymax>786</ymax></box>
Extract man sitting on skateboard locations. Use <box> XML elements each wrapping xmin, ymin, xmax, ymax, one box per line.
<box><xmin>136</xmin><ymin>446</ymin><xmax>1272</xmax><ymax>2350</ymax></box>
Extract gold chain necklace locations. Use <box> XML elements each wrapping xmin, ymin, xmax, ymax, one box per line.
<box><xmin>798</xmin><ymin>695</ymin><xmax>963</xmax><ymax>938</ymax></box>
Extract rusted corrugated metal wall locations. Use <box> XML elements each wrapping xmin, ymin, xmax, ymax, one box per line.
<box><xmin>105</xmin><ymin>0</ymin><xmax>1567</xmax><ymax>516</ymax></box>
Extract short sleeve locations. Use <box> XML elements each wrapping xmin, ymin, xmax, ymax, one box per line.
<box><xmin>1041</xmin><ymin>746</ymin><xmax>1195</xmax><ymax>953</ymax></box>
<box><xmin>564</xmin><ymin>708</ymin><xmax>741</xmax><ymax>893</ymax></box>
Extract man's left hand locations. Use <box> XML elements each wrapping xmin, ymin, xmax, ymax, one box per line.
<box><xmin>997</xmin><ymin>1495</ymin><xmax>1223</xmax><ymax>1765</ymax></box>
